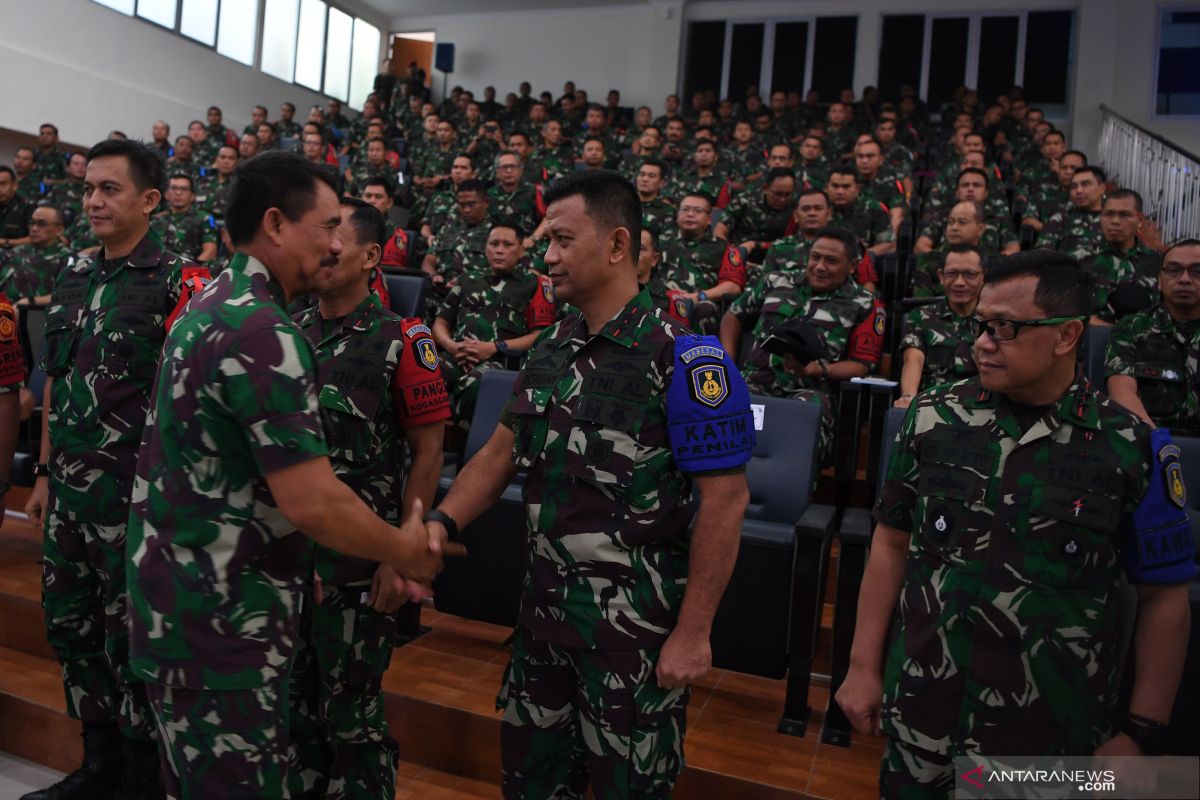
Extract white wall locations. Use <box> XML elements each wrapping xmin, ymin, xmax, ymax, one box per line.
<box><xmin>0</xmin><ymin>0</ymin><xmax>387</xmax><ymax>153</ymax></box>
<box><xmin>391</xmin><ymin>2</ymin><xmax>685</xmax><ymax>112</ymax></box>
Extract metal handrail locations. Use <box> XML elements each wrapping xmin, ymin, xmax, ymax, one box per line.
<box><xmin>1096</xmin><ymin>105</ymin><xmax>1200</xmax><ymax>241</ymax></box>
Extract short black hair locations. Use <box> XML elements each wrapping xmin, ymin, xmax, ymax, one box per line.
<box><xmin>1164</xmin><ymin>238</ymin><xmax>1200</xmax><ymax>263</ymax></box>
<box><xmin>360</xmin><ymin>176</ymin><xmax>394</xmax><ymax>199</ymax></box>
<box><xmin>224</xmin><ymin>150</ymin><xmax>338</xmax><ymax>246</ymax></box>
<box><xmin>14</xmin><ymin>146</ymin><xmax>34</xmax><ymax>158</ymax></box>
<box><xmin>253</xmin><ymin>105</ymin><xmax>268</xmax><ymax>115</ymax></box>
<box><xmin>812</xmin><ymin>226</ymin><xmax>859</xmax><ymax>263</ymax></box>
<box><xmin>641</xmin><ymin>228</ymin><xmax>660</xmax><ymax>253</ymax></box>
<box><xmin>86</xmin><ymin>138</ymin><xmax>166</xmax><ymax>194</ymax></box>
<box><xmin>943</xmin><ymin>242</ymin><xmax>985</xmax><ymax>265</ymax></box>
<box><xmin>507</xmin><ymin>131</ymin><xmax>531</xmax><ymax>145</ymax></box>
<box><xmin>1074</xmin><ymin>165</ymin><xmax>1106</xmax><ymax>183</ymax></box>
<box><xmin>764</xmin><ymin>167</ymin><xmax>796</xmax><ymax>186</ymax></box>
<box><xmin>339</xmin><ymin>196</ymin><xmax>387</xmax><ymax>248</ymax></box>
<box><xmin>33</xmin><ymin>205</ymin><xmax>66</xmax><ymax>226</ymax></box>
<box><xmin>798</xmin><ymin>188</ymin><xmax>830</xmax><ymax>205</ymax></box>
<box><xmin>681</xmin><ymin>191</ymin><xmax>715</xmax><ymax>208</ymax></box>
<box><xmin>167</xmin><ymin>173</ymin><xmax>196</xmax><ymax>192</ymax></box>
<box><xmin>542</xmin><ymin>169</ymin><xmax>642</xmax><ymax>264</ymax></box>
<box><xmin>983</xmin><ymin>249</ymin><xmax>1094</xmax><ymax>318</ymax></box>
<box><xmin>40</xmin><ymin>123</ymin><xmax>59</xmax><ymax>135</ymax></box>
<box><xmin>258</xmin><ymin>122</ymin><xmax>277</xmax><ymax>135</ymax></box>
<box><xmin>282</xmin><ymin>102</ymin><xmax>296</xmax><ymax>112</ymax></box>
<box><xmin>1105</xmin><ymin>188</ymin><xmax>1143</xmax><ymax>212</ymax></box>
<box><xmin>456</xmin><ymin>178</ymin><xmax>489</xmax><ymax>198</ymax></box>
<box><xmin>583</xmin><ymin>136</ymin><xmax>605</xmax><ymax>149</ymax></box>
<box><xmin>639</xmin><ymin>158</ymin><xmax>667</xmax><ymax>176</ymax></box>
<box><xmin>957</xmin><ymin>167</ymin><xmax>990</xmax><ymax>187</ymax></box>
<box><xmin>0</xmin><ymin>166</ymin><xmax>14</xmax><ymax>181</ymax></box>
<box><xmin>208</xmin><ymin>106</ymin><xmax>222</xmax><ymax>114</ymax></box>
<box><xmin>1062</xmin><ymin>149</ymin><xmax>1088</xmax><ymax>164</ymax></box>
<box><xmin>829</xmin><ymin>164</ymin><xmax>858</xmax><ymax>183</ymax></box>
<box><xmin>488</xmin><ymin>221</ymin><xmax>522</xmax><ymax>239</ymax></box>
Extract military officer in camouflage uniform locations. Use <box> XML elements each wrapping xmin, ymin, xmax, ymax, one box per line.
<box><xmin>826</xmin><ymin>166</ymin><xmax>896</xmax><ymax>256</ymax></box>
<box><xmin>720</xmin><ymin>227</ymin><xmax>884</xmax><ymax>458</ymax></box>
<box><xmin>761</xmin><ymin>188</ymin><xmax>879</xmax><ymax>292</ymax></box>
<box><xmin>126</xmin><ymin>152</ymin><xmax>457</xmax><ymax>799</ymax></box>
<box><xmin>411</xmin><ymin>155</ymin><xmax>476</xmax><ymax>244</ymax></box>
<box><xmin>488</xmin><ymin>152</ymin><xmax>542</xmax><ymax>238</ymax></box>
<box><xmin>724</xmin><ymin>121</ymin><xmax>765</xmax><ymax>185</ymax></box>
<box><xmin>420</xmin><ymin>178</ymin><xmax>492</xmax><ymax>295</ymax></box>
<box><xmin>22</xmin><ymin>139</ymin><xmax>211</xmax><ymax>800</ymax></box>
<box><xmin>276</xmin><ymin>102</ymin><xmax>303</xmax><ymax>140</ymax></box>
<box><xmin>853</xmin><ymin>138</ymin><xmax>905</xmax><ymax>234</ymax></box>
<box><xmin>13</xmin><ymin>147</ymin><xmax>45</xmax><ymax>203</ymax></box>
<box><xmin>164</xmin><ymin>136</ymin><xmax>199</xmax><ymax>182</ymax></box>
<box><xmin>344</xmin><ymin>138</ymin><xmax>394</xmax><ymax>197</ymax></box>
<box><xmin>838</xmin><ymin>250</ymin><xmax>1194</xmax><ymax>799</ymax></box>
<box><xmin>1083</xmin><ymin>189</ymin><xmax>1162</xmax><ymax>325</ymax></box>
<box><xmin>433</xmin><ymin>222</ymin><xmax>556</xmax><ymax>427</ymax></box>
<box><xmin>1106</xmin><ymin>239</ymin><xmax>1200</xmax><ymax>437</ymax></box>
<box><xmin>289</xmin><ymin>197</ymin><xmax>451</xmax><ymax>800</ymax></box>
<box><xmin>665</xmin><ymin>139</ymin><xmax>730</xmax><ymax>208</ymax></box>
<box><xmin>0</xmin><ymin>167</ymin><xmax>32</xmax><ymax>250</ymax></box>
<box><xmin>915</xmin><ymin>168</ymin><xmax>1017</xmax><ymax>257</ymax></box>
<box><xmin>910</xmin><ymin>201</ymin><xmax>1002</xmax><ymax>299</ymax></box>
<box><xmin>150</xmin><ymin>174</ymin><xmax>218</xmax><ymax>262</ymax></box>
<box><xmin>0</xmin><ymin>205</ymin><xmax>71</xmax><ymax>302</ymax></box>
<box><xmin>195</xmin><ymin>145</ymin><xmax>239</xmax><ymax>222</ymax></box>
<box><xmin>573</xmin><ymin>104</ymin><xmax>623</xmax><ymax>170</ymax></box>
<box><xmin>43</xmin><ymin>153</ymin><xmax>88</xmax><ymax>225</ymax></box>
<box><xmin>187</xmin><ymin>120</ymin><xmax>220</xmax><ymax>168</ymax></box>
<box><xmin>34</xmin><ymin>124</ymin><xmax>68</xmax><ymax>187</ymax></box>
<box><xmin>1038</xmin><ymin>166</ymin><xmax>1106</xmax><ymax>260</ymax></box>
<box><xmin>895</xmin><ymin>245</ymin><xmax>984</xmax><ymax>407</ymax></box>
<box><xmin>634</xmin><ymin>160</ymin><xmax>676</xmax><ymax>239</ymax></box>
<box><xmin>618</xmin><ymin>126</ymin><xmax>661</xmax><ymax>183</ymax></box>
<box><xmin>797</xmin><ymin>135</ymin><xmax>831</xmax><ymax>190</ymax></box>
<box><xmin>0</xmin><ymin>290</ymin><xmax>23</xmax><ymax>525</ymax></box>
<box><xmin>411</xmin><ymin>120</ymin><xmax>458</xmax><ymax>193</ymax></box>
<box><xmin>427</xmin><ymin>170</ymin><xmax>753</xmax><ymax>798</ymax></box>
<box><xmin>1019</xmin><ymin>150</ymin><xmax>1086</xmax><ymax>233</ymax></box>
<box><xmin>526</xmin><ymin>119</ymin><xmax>572</xmax><ymax>185</ymax></box>
<box><xmin>714</xmin><ymin>168</ymin><xmax>797</xmax><ymax>265</ymax></box>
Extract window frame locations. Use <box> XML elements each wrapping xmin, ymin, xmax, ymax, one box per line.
<box><xmin>1152</xmin><ymin>4</ymin><xmax>1200</xmax><ymax>119</ymax></box>
<box><xmin>712</xmin><ymin>16</ymin><xmax>821</xmax><ymax>100</ymax></box>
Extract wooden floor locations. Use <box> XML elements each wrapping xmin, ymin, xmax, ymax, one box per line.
<box><xmin>0</xmin><ymin>490</ymin><xmax>885</xmax><ymax>799</ymax></box>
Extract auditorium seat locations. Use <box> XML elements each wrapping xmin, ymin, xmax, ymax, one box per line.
<box><xmin>383</xmin><ymin>271</ymin><xmax>429</xmax><ymax>319</ymax></box>
<box><xmin>709</xmin><ymin>394</ymin><xmax>838</xmax><ymax>736</ymax></box>
<box><xmin>1083</xmin><ymin>324</ymin><xmax>1112</xmax><ymax>387</ymax></box>
<box><xmin>433</xmin><ymin>368</ymin><xmax>526</xmax><ymax>627</ymax></box>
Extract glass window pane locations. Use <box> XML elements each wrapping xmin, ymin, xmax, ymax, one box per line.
<box><xmin>811</xmin><ymin>16</ymin><xmax>857</xmax><ymax>102</ymax></box>
<box><xmin>262</xmin><ymin>0</ymin><xmax>300</xmax><ymax>82</ymax></box>
<box><xmin>93</xmin><ymin>0</ymin><xmax>135</xmax><ymax>14</ymax></box>
<box><xmin>349</xmin><ymin>18</ymin><xmax>382</xmax><ymax>110</ymax></box>
<box><xmin>727</xmin><ymin>23</ymin><xmax>764</xmax><ymax>104</ymax></box>
<box><xmin>136</xmin><ymin>0</ymin><xmax>175</xmax><ymax>27</ymax></box>
<box><xmin>878</xmin><ymin>15</ymin><xmax>924</xmax><ymax>103</ymax></box>
<box><xmin>1156</xmin><ymin>10</ymin><xmax>1200</xmax><ymax>115</ymax></box>
<box><xmin>927</xmin><ymin>17</ymin><xmax>969</xmax><ymax>111</ymax></box>
<box><xmin>1023</xmin><ymin>10</ymin><xmax>1075</xmax><ymax>105</ymax></box>
<box><xmin>977</xmin><ymin>16</ymin><xmax>1019</xmax><ymax>104</ymax></box>
<box><xmin>180</xmin><ymin>0</ymin><xmax>218</xmax><ymax>46</ymax></box>
<box><xmin>295</xmin><ymin>0</ymin><xmax>327</xmax><ymax>90</ymax></box>
<box><xmin>684</xmin><ymin>21</ymin><xmax>725</xmax><ymax>106</ymax></box>
<box><xmin>771</xmin><ymin>22</ymin><xmax>808</xmax><ymax>94</ymax></box>
<box><xmin>324</xmin><ymin>7</ymin><xmax>353</xmax><ymax>102</ymax></box>
<box><xmin>217</xmin><ymin>0</ymin><xmax>260</xmax><ymax>66</ymax></box>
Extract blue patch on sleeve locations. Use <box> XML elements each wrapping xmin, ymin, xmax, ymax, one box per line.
<box><xmin>1121</xmin><ymin>428</ymin><xmax>1196</xmax><ymax>583</ymax></box>
<box><xmin>667</xmin><ymin>335</ymin><xmax>756</xmax><ymax>473</ymax></box>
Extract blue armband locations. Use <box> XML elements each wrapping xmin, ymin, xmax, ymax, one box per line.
<box><xmin>1121</xmin><ymin>428</ymin><xmax>1196</xmax><ymax>583</ymax></box>
<box><xmin>666</xmin><ymin>335</ymin><xmax>755</xmax><ymax>473</ymax></box>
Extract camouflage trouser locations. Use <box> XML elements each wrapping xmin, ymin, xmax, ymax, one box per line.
<box><xmin>288</xmin><ymin>583</ymin><xmax>400</xmax><ymax>800</ymax></box>
<box><xmin>879</xmin><ymin>736</ymin><xmax>955</xmax><ymax>800</ymax></box>
<box><xmin>440</xmin><ymin>354</ymin><xmax>507</xmax><ymax>430</ymax></box>
<box><xmin>497</xmin><ymin>627</ymin><xmax>689</xmax><ymax>800</ymax></box>
<box><xmin>146</xmin><ymin>679</ymin><xmax>290</xmax><ymax>800</ymax></box>
<box><xmin>43</xmin><ymin>500</ymin><xmax>154</xmax><ymax>739</ymax></box>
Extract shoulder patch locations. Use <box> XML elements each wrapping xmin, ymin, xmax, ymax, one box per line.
<box><xmin>1165</xmin><ymin>459</ymin><xmax>1187</xmax><ymax>509</ymax></box>
<box><xmin>405</xmin><ymin>323</ymin><xmax>433</xmax><ymax>338</ymax></box>
<box><xmin>680</xmin><ymin>344</ymin><xmax>725</xmax><ymax>364</ymax></box>
<box><xmin>690</xmin><ymin>364</ymin><xmax>729</xmax><ymax>407</ymax></box>
<box><xmin>874</xmin><ymin>312</ymin><xmax>886</xmax><ymax>337</ymax></box>
<box><xmin>541</xmin><ymin>278</ymin><xmax>555</xmax><ymax>304</ymax></box>
<box><xmin>415</xmin><ymin>337</ymin><xmax>439</xmax><ymax>371</ymax></box>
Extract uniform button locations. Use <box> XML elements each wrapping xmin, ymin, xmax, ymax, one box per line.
<box><xmin>1063</xmin><ymin>539</ymin><xmax>1079</xmax><ymax>555</ymax></box>
<box><xmin>285</xmin><ymin>438</ymin><xmax>299</xmax><ymax>450</ymax></box>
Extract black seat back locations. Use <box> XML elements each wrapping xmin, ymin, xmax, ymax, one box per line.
<box><xmin>463</xmin><ymin>369</ymin><xmax>520</xmax><ymax>463</ymax></box>
<box><xmin>384</xmin><ymin>272</ymin><xmax>429</xmax><ymax>319</ymax></box>
<box><xmin>744</xmin><ymin>396</ymin><xmax>821</xmax><ymax>523</ymax></box>
<box><xmin>1084</xmin><ymin>325</ymin><xmax>1112</xmax><ymax>388</ymax></box>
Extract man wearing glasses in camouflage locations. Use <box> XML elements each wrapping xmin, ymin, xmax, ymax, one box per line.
<box><xmin>837</xmin><ymin>249</ymin><xmax>1193</xmax><ymax>799</ymax></box>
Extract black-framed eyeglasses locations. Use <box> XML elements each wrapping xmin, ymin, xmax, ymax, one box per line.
<box><xmin>971</xmin><ymin>315</ymin><xmax>1086</xmax><ymax>342</ymax></box>
<box><xmin>1161</xmin><ymin>265</ymin><xmax>1200</xmax><ymax>280</ymax></box>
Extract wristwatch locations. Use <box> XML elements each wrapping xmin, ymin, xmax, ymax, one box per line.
<box><xmin>423</xmin><ymin>509</ymin><xmax>459</xmax><ymax>541</ymax></box>
<box><xmin>495</xmin><ymin>340</ymin><xmax>511</xmax><ymax>356</ymax></box>
<box><xmin>697</xmin><ymin>291</ymin><xmax>709</xmax><ymax>303</ymax></box>
<box><xmin>819</xmin><ymin>361</ymin><xmax>830</xmax><ymax>380</ymax></box>
<box><xmin>33</xmin><ymin>462</ymin><xmax>50</xmax><ymax>479</ymax></box>
<box><xmin>1121</xmin><ymin>713</ymin><xmax>1170</xmax><ymax>755</ymax></box>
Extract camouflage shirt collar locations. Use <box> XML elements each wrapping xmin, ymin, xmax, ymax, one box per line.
<box><xmin>93</xmin><ymin>232</ymin><xmax>164</xmax><ymax>272</ymax></box>
<box><xmin>228</xmin><ymin>253</ymin><xmax>289</xmax><ymax>311</ymax></box>
<box><xmin>962</xmin><ymin>370</ymin><xmax>1103</xmax><ymax>431</ymax></box>
<box><xmin>563</xmin><ymin>288</ymin><xmax>654</xmax><ymax>349</ymax></box>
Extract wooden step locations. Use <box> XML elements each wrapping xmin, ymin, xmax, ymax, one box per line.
<box><xmin>0</xmin><ymin>512</ymin><xmax>882</xmax><ymax>799</ymax></box>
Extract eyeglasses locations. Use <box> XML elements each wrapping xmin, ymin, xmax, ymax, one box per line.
<box><xmin>29</xmin><ymin>219</ymin><xmax>60</xmax><ymax>228</ymax></box>
<box><xmin>941</xmin><ymin>270</ymin><xmax>983</xmax><ymax>281</ymax></box>
<box><xmin>1161</xmin><ymin>265</ymin><xmax>1200</xmax><ymax>280</ymax></box>
<box><xmin>971</xmin><ymin>315</ymin><xmax>1085</xmax><ymax>341</ymax></box>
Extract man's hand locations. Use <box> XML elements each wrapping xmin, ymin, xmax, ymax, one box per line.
<box><xmin>894</xmin><ymin>394</ymin><xmax>914</xmax><ymax>409</ymax></box>
<box><xmin>25</xmin><ymin>476</ymin><xmax>49</xmax><ymax>529</ymax></box>
<box><xmin>835</xmin><ymin>665</ymin><xmax>884</xmax><ymax>736</ymax></box>
<box><xmin>656</xmin><ymin>626</ymin><xmax>711</xmax><ymax>689</ymax></box>
<box><xmin>461</xmin><ymin>337</ymin><xmax>498</xmax><ymax>363</ymax></box>
<box><xmin>1095</xmin><ymin>733</ymin><xmax>1156</xmax><ymax>795</ymax></box>
<box><xmin>368</xmin><ymin>563</ymin><xmax>410</xmax><ymax>613</ymax></box>
<box><xmin>396</xmin><ymin>499</ymin><xmax>467</xmax><ymax>586</ymax></box>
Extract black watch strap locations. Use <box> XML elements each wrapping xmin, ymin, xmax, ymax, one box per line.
<box><xmin>423</xmin><ymin>509</ymin><xmax>459</xmax><ymax>541</ymax></box>
<box><xmin>33</xmin><ymin>462</ymin><xmax>50</xmax><ymax>479</ymax></box>
<box><xmin>1121</xmin><ymin>713</ymin><xmax>1170</xmax><ymax>756</ymax></box>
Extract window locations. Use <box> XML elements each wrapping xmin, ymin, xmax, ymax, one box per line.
<box><xmin>324</xmin><ymin>6</ymin><xmax>353</xmax><ymax>102</ymax></box>
<box><xmin>1155</xmin><ymin>8</ymin><xmax>1200</xmax><ymax>115</ymax></box>
<box><xmin>136</xmin><ymin>0</ymin><xmax>177</xmax><ymax>28</ymax></box>
<box><xmin>1023</xmin><ymin>11</ymin><xmax>1075</xmax><ymax>106</ymax></box>
<box><xmin>811</xmin><ymin>16</ymin><xmax>857</xmax><ymax>102</ymax></box>
<box><xmin>295</xmin><ymin>0</ymin><xmax>327</xmax><ymax>90</ymax></box>
<box><xmin>180</xmin><ymin>0</ymin><xmax>218</xmax><ymax>46</ymax></box>
<box><xmin>727</xmin><ymin>23</ymin><xmax>765</xmax><ymax>102</ymax></box>
<box><xmin>217</xmin><ymin>0</ymin><xmax>259</xmax><ymax>66</ymax></box>
<box><xmin>93</xmin><ymin>0</ymin><xmax>134</xmax><ymax>14</ymax></box>
<box><xmin>262</xmin><ymin>0</ymin><xmax>301</xmax><ymax>82</ymax></box>
<box><xmin>977</xmin><ymin>16</ymin><xmax>1019</xmax><ymax>105</ymax></box>
<box><xmin>350</xmin><ymin>18</ymin><xmax>381</xmax><ymax>110</ymax></box>
<box><xmin>926</xmin><ymin>17</ymin><xmax>970</xmax><ymax>110</ymax></box>
<box><xmin>877</xmin><ymin>15</ymin><xmax>924</xmax><ymax>103</ymax></box>
<box><xmin>770</xmin><ymin>22</ymin><xmax>808</xmax><ymax>94</ymax></box>
<box><xmin>684</xmin><ymin>21</ymin><xmax>725</xmax><ymax>103</ymax></box>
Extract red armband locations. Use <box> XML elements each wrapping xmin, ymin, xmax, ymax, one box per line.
<box><xmin>380</xmin><ymin>229</ymin><xmax>410</xmax><ymax>269</ymax></box>
<box><xmin>393</xmin><ymin>317</ymin><xmax>451</xmax><ymax>426</ymax></box>
<box><xmin>665</xmin><ymin>290</ymin><xmax>693</xmax><ymax>326</ymax></box>
<box><xmin>854</xmin><ymin>253</ymin><xmax>879</xmax><ymax>285</ymax></box>
<box><xmin>370</xmin><ymin>268</ymin><xmax>392</xmax><ymax>308</ymax></box>
<box><xmin>718</xmin><ymin>245</ymin><xmax>748</xmax><ymax>288</ymax></box>
<box><xmin>166</xmin><ymin>265</ymin><xmax>213</xmax><ymax>332</ymax></box>
<box><xmin>0</xmin><ymin>293</ymin><xmax>24</xmax><ymax>388</ymax></box>
<box><xmin>715</xmin><ymin>181</ymin><xmax>732</xmax><ymax>210</ymax></box>
<box><xmin>535</xmin><ymin>184</ymin><xmax>547</xmax><ymax>217</ymax></box>
<box><xmin>526</xmin><ymin>274</ymin><xmax>557</xmax><ymax>329</ymax></box>
<box><xmin>783</xmin><ymin>215</ymin><xmax>799</xmax><ymax>237</ymax></box>
<box><xmin>847</xmin><ymin>300</ymin><xmax>885</xmax><ymax>365</ymax></box>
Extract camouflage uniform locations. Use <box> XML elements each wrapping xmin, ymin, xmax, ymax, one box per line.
<box><xmin>898</xmin><ymin>300</ymin><xmax>979</xmax><ymax>392</ymax></box>
<box><xmin>0</xmin><ymin>239</ymin><xmax>71</xmax><ymax>299</ymax></box>
<box><xmin>436</xmin><ymin>264</ymin><xmax>555</xmax><ymax>424</ymax></box>
<box><xmin>413</xmin><ymin>144</ymin><xmax>457</xmax><ymax>184</ymax></box>
<box><xmin>192</xmin><ymin>136</ymin><xmax>221</xmax><ymax>167</ymax></box>
<box><xmin>196</xmin><ymin>174</ymin><xmax>235</xmax><ymax>221</ymax></box>
<box><xmin>659</xmin><ymin>234</ymin><xmax>734</xmax><ymax>294</ymax></box>
<box><xmin>1037</xmin><ymin>207</ymin><xmax>1104</xmax><ymax>261</ymax></box>
<box><xmin>918</xmin><ymin>197</ymin><xmax>1015</xmax><ymax>248</ymax></box>
<box><xmin>165</xmin><ymin>157</ymin><xmax>201</xmax><ymax>182</ymax></box>
<box><xmin>43</xmin><ymin>178</ymin><xmax>85</xmax><ymax>223</ymax></box>
<box><xmin>881</xmin><ymin>143</ymin><xmax>914</xmax><ymax>181</ymax></box>
<box><xmin>723</xmin><ymin>145</ymin><xmax>765</xmax><ymax>182</ymax></box>
<box><xmin>410</xmin><ymin>185</ymin><xmax>459</xmax><ymax>237</ymax></box>
<box><xmin>0</xmin><ymin>195</ymin><xmax>31</xmax><ymax>242</ymax></box>
<box><xmin>277</xmin><ymin>120</ymin><xmax>303</xmax><ymax>140</ymax></box>
<box><xmin>16</xmin><ymin>171</ymin><xmax>44</xmax><ymax>203</ymax></box>
<box><xmin>526</xmin><ymin>146</ymin><xmax>573</xmax><ymax>184</ymax></box>
<box><xmin>289</xmin><ymin>295</ymin><xmax>451</xmax><ymax>800</ymax></box>
<box><xmin>430</xmin><ymin>218</ymin><xmax>491</xmax><ymax>285</ymax></box>
<box><xmin>720</xmin><ymin>191</ymin><xmax>795</xmax><ymax>249</ymax></box>
<box><xmin>873</xmin><ymin>376</ymin><xmax>1194</xmax><ymax>796</ymax></box>
<box><xmin>1023</xmin><ymin>184</ymin><xmax>1069</xmax><ymax>225</ymax></box>
<box><xmin>35</xmin><ymin>146</ymin><xmax>68</xmax><ymax>184</ymax></box>
<box><xmin>664</xmin><ymin>169</ymin><xmax>730</xmax><ymax>208</ymax></box>
<box><xmin>150</xmin><ymin>207</ymin><xmax>218</xmax><ymax>262</ymax></box>
<box><xmin>858</xmin><ymin>173</ymin><xmax>904</xmax><ymax>215</ymax></box>
<box><xmin>798</xmin><ymin>158</ymin><xmax>831</xmax><ymax>190</ymax></box>
<box><xmin>1082</xmin><ymin>242</ymin><xmax>1161</xmax><ymax>324</ymax></box>
<box><xmin>497</xmin><ymin>291</ymin><xmax>755</xmax><ymax>798</ymax></box>
<box><xmin>345</xmin><ymin>161</ymin><xmax>393</xmax><ymax>197</ymax></box>
<box><xmin>127</xmin><ymin>253</ymin><xmax>326</xmax><ymax>798</ymax></box>
<box><xmin>832</xmin><ymin>197</ymin><xmax>895</xmax><ymax>249</ymax></box>
<box><xmin>65</xmin><ymin>213</ymin><xmax>99</xmax><ymax>254</ymax></box>
<box><xmin>641</xmin><ymin>196</ymin><xmax>676</xmax><ymax>239</ymax></box>
<box><xmin>910</xmin><ymin>235</ymin><xmax>1005</xmax><ymax>299</ymax></box>
<box><xmin>488</xmin><ymin>182</ymin><xmax>542</xmax><ymax>238</ymax></box>
<box><xmin>41</xmin><ymin>234</ymin><xmax>206</xmax><ymax>745</ymax></box>
<box><xmin>1106</xmin><ymin>304</ymin><xmax>1200</xmax><ymax>436</ymax></box>
<box><xmin>823</xmin><ymin>126</ymin><xmax>855</xmax><ymax>161</ymax></box>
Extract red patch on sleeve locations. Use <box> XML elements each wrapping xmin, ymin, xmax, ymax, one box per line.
<box><xmin>393</xmin><ymin>317</ymin><xmax>451</xmax><ymax>426</ymax></box>
<box><xmin>854</xmin><ymin>254</ymin><xmax>879</xmax><ymax>285</ymax></box>
<box><xmin>0</xmin><ymin>294</ymin><xmax>24</xmax><ymax>387</ymax></box>
<box><xmin>847</xmin><ymin>301</ymin><xmax>885</xmax><ymax>364</ymax></box>
<box><xmin>380</xmin><ymin>229</ymin><xmax>409</xmax><ymax>268</ymax></box>
<box><xmin>526</xmin><ymin>275</ymin><xmax>557</xmax><ymax>328</ymax></box>
<box><xmin>535</xmin><ymin>185</ymin><xmax>547</xmax><ymax>217</ymax></box>
<box><xmin>716</xmin><ymin>181</ymin><xmax>732</xmax><ymax>210</ymax></box>
<box><xmin>718</xmin><ymin>246</ymin><xmax>748</xmax><ymax>288</ymax></box>
<box><xmin>166</xmin><ymin>264</ymin><xmax>213</xmax><ymax>333</ymax></box>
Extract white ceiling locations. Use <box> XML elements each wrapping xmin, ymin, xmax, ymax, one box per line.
<box><xmin>365</xmin><ymin>0</ymin><xmax>661</xmax><ymax>20</ymax></box>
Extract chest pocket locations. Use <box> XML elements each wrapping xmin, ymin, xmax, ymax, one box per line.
<box><xmin>98</xmin><ymin>279</ymin><xmax>169</xmax><ymax>382</ymax></box>
<box><xmin>318</xmin><ymin>383</ymin><xmax>381</xmax><ymax>466</ymax></box>
<box><xmin>914</xmin><ymin>426</ymin><xmax>995</xmax><ymax>565</ymax></box>
<box><xmin>1134</xmin><ymin>336</ymin><xmax>1188</xmax><ymax>419</ymax></box>
<box><xmin>42</xmin><ymin>271</ymin><xmax>91</xmax><ymax>377</ymax></box>
<box><xmin>924</xmin><ymin>344</ymin><xmax>954</xmax><ymax>371</ymax></box>
<box><xmin>509</xmin><ymin>387</ymin><xmax>552</xmax><ymax>468</ymax></box>
<box><xmin>1025</xmin><ymin>458</ymin><xmax>1123</xmax><ymax>590</ymax></box>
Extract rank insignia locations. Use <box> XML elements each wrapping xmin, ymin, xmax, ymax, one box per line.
<box><xmin>689</xmin><ymin>364</ymin><xmax>729</xmax><ymax>408</ymax></box>
<box><xmin>416</xmin><ymin>338</ymin><xmax>439</xmax><ymax>371</ymax></box>
<box><xmin>873</xmin><ymin>312</ymin><xmax>885</xmax><ymax>336</ymax></box>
